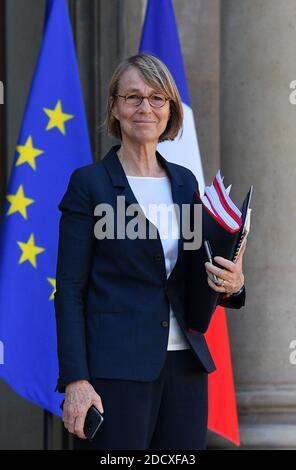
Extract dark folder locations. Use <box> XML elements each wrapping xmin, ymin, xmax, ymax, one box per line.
<box><xmin>185</xmin><ymin>185</ymin><xmax>253</xmax><ymax>333</ymax></box>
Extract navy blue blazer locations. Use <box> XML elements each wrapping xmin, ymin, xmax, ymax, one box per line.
<box><xmin>54</xmin><ymin>145</ymin><xmax>245</xmax><ymax>392</ymax></box>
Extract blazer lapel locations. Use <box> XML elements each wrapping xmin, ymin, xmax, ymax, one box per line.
<box><xmin>102</xmin><ymin>145</ymin><xmax>189</xmax><ymax>255</ymax></box>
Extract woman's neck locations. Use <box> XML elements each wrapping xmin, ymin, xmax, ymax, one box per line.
<box><xmin>117</xmin><ymin>142</ymin><xmax>167</xmax><ymax>177</ymax></box>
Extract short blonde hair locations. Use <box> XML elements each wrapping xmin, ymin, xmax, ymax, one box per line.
<box><xmin>104</xmin><ymin>53</ymin><xmax>183</xmax><ymax>142</ymax></box>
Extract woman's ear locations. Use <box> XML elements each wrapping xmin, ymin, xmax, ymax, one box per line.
<box><xmin>111</xmin><ymin>101</ymin><xmax>119</xmax><ymax>120</ymax></box>
<box><xmin>112</xmin><ymin>111</ymin><xmax>119</xmax><ymax>121</ymax></box>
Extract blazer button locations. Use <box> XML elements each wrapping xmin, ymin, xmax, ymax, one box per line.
<box><xmin>161</xmin><ymin>320</ymin><xmax>168</xmax><ymax>328</ymax></box>
<box><xmin>154</xmin><ymin>253</ymin><xmax>162</xmax><ymax>262</ymax></box>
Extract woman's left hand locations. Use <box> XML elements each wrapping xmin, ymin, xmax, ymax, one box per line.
<box><xmin>204</xmin><ymin>237</ymin><xmax>247</xmax><ymax>296</ymax></box>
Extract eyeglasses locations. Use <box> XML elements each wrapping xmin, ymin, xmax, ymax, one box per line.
<box><xmin>116</xmin><ymin>93</ymin><xmax>169</xmax><ymax>108</ymax></box>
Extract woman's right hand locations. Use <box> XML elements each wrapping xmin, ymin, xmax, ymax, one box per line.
<box><xmin>63</xmin><ymin>379</ymin><xmax>104</xmax><ymax>439</ymax></box>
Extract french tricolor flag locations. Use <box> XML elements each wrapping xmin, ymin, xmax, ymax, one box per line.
<box><xmin>140</xmin><ymin>0</ymin><xmax>240</xmax><ymax>446</ymax></box>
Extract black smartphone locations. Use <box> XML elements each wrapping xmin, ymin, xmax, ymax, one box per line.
<box><xmin>83</xmin><ymin>405</ymin><xmax>104</xmax><ymax>441</ymax></box>
<box><xmin>60</xmin><ymin>400</ymin><xmax>104</xmax><ymax>441</ymax></box>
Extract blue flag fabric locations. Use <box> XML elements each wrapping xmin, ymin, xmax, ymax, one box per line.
<box><xmin>139</xmin><ymin>0</ymin><xmax>190</xmax><ymax>106</ymax></box>
<box><xmin>139</xmin><ymin>0</ymin><xmax>205</xmax><ymax>190</ymax></box>
<box><xmin>0</xmin><ymin>0</ymin><xmax>92</xmax><ymax>415</ymax></box>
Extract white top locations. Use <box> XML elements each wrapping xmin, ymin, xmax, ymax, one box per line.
<box><xmin>127</xmin><ymin>174</ymin><xmax>190</xmax><ymax>351</ymax></box>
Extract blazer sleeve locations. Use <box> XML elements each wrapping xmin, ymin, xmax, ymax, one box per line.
<box><xmin>218</xmin><ymin>285</ymin><xmax>246</xmax><ymax>309</ymax></box>
<box><xmin>54</xmin><ymin>168</ymin><xmax>95</xmax><ymax>393</ymax></box>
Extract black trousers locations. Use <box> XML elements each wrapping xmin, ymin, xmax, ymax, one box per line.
<box><xmin>74</xmin><ymin>348</ymin><xmax>208</xmax><ymax>450</ymax></box>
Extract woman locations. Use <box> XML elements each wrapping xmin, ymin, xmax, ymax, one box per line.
<box><xmin>54</xmin><ymin>53</ymin><xmax>246</xmax><ymax>450</ymax></box>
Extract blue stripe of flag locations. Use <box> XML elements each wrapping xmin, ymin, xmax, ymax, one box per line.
<box><xmin>139</xmin><ymin>0</ymin><xmax>191</xmax><ymax>106</ymax></box>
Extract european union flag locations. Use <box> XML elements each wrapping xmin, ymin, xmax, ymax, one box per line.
<box><xmin>0</xmin><ymin>0</ymin><xmax>92</xmax><ymax>415</ymax></box>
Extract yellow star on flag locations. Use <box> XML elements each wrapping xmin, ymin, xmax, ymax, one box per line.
<box><xmin>16</xmin><ymin>136</ymin><xmax>44</xmax><ymax>170</ymax></box>
<box><xmin>47</xmin><ymin>277</ymin><xmax>56</xmax><ymax>301</ymax></box>
<box><xmin>43</xmin><ymin>100</ymin><xmax>74</xmax><ymax>135</ymax></box>
<box><xmin>17</xmin><ymin>233</ymin><xmax>45</xmax><ymax>269</ymax></box>
<box><xmin>6</xmin><ymin>185</ymin><xmax>34</xmax><ymax>220</ymax></box>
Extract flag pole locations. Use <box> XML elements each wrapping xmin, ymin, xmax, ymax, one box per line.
<box><xmin>43</xmin><ymin>410</ymin><xmax>53</xmax><ymax>450</ymax></box>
